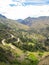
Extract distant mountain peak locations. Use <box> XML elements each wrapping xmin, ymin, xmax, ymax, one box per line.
<box><xmin>17</xmin><ymin>16</ymin><xmax>49</xmax><ymax>26</ymax></box>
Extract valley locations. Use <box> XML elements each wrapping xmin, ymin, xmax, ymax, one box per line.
<box><xmin>0</xmin><ymin>14</ymin><xmax>49</xmax><ymax>65</ymax></box>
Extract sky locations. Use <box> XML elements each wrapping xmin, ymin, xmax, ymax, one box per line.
<box><xmin>0</xmin><ymin>0</ymin><xmax>49</xmax><ymax>20</ymax></box>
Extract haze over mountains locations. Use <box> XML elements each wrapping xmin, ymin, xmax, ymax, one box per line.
<box><xmin>0</xmin><ymin>14</ymin><xmax>49</xmax><ymax>34</ymax></box>
<box><xmin>17</xmin><ymin>16</ymin><xmax>49</xmax><ymax>26</ymax></box>
<box><xmin>0</xmin><ymin>14</ymin><xmax>49</xmax><ymax>35</ymax></box>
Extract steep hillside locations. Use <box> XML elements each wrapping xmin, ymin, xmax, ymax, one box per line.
<box><xmin>0</xmin><ymin>18</ymin><xmax>29</xmax><ymax>31</ymax></box>
<box><xmin>0</xmin><ymin>15</ymin><xmax>29</xmax><ymax>38</ymax></box>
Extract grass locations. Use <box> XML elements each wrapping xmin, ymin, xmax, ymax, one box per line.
<box><xmin>38</xmin><ymin>52</ymin><xmax>44</xmax><ymax>57</ymax></box>
<box><xmin>27</xmin><ymin>52</ymin><xmax>38</xmax><ymax>60</ymax></box>
<box><xmin>26</xmin><ymin>52</ymin><xmax>39</xmax><ymax>65</ymax></box>
<box><xmin>3</xmin><ymin>43</ymin><xmax>23</xmax><ymax>56</ymax></box>
<box><xmin>28</xmin><ymin>42</ymin><xmax>35</xmax><ymax>46</ymax></box>
<box><xmin>26</xmin><ymin>51</ymin><xmax>49</xmax><ymax>59</ymax></box>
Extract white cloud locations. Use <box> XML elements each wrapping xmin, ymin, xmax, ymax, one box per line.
<box><xmin>12</xmin><ymin>0</ymin><xmax>48</xmax><ymax>2</ymax></box>
<box><xmin>0</xmin><ymin>0</ymin><xmax>49</xmax><ymax>20</ymax></box>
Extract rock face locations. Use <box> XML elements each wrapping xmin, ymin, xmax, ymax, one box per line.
<box><xmin>38</xmin><ymin>56</ymin><xmax>49</xmax><ymax>65</ymax></box>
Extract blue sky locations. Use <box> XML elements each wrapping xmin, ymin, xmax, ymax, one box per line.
<box><xmin>12</xmin><ymin>0</ymin><xmax>49</xmax><ymax>5</ymax></box>
<box><xmin>0</xmin><ymin>0</ymin><xmax>49</xmax><ymax>19</ymax></box>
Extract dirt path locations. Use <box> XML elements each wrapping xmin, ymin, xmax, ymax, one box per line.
<box><xmin>1</xmin><ymin>34</ymin><xmax>14</xmax><ymax>45</ymax></box>
<box><xmin>10</xmin><ymin>34</ymin><xmax>15</xmax><ymax>38</ymax></box>
<box><xmin>2</xmin><ymin>39</ymin><xmax>6</xmax><ymax>45</ymax></box>
<box><xmin>1</xmin><ymin>33</ymin><xmax>26</xmax><ymax>62</ymax></box>
<box><xmin>1</xmin><ymin>34</ymin><xmax>23</xmax><ymax>55</ymax></box>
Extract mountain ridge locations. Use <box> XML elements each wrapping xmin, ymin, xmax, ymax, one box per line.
<box><xmin>17</xmin><ymin>16</ymin><xmax>49</xmax><ymax>25</ymax></box>
<box><xmin>0</xmin><ymin>14</ymin><xmax>6</xmax><ymax>19</ymax></box>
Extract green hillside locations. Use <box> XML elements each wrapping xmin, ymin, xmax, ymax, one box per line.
<box><xmin>0</xmin><ymin>15</ymin><xmax>49</xmax><ymax>65</ymax></box>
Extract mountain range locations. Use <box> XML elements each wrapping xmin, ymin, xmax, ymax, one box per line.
<box><xmin>0</xmin><ymin>14</ymin><xmax>49</xmax><ymax>65</ymax></box>
<box><xmin>17</xmin><ymin>16</ymin><xmax>49</xmax><ymax>26</ymax></box>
